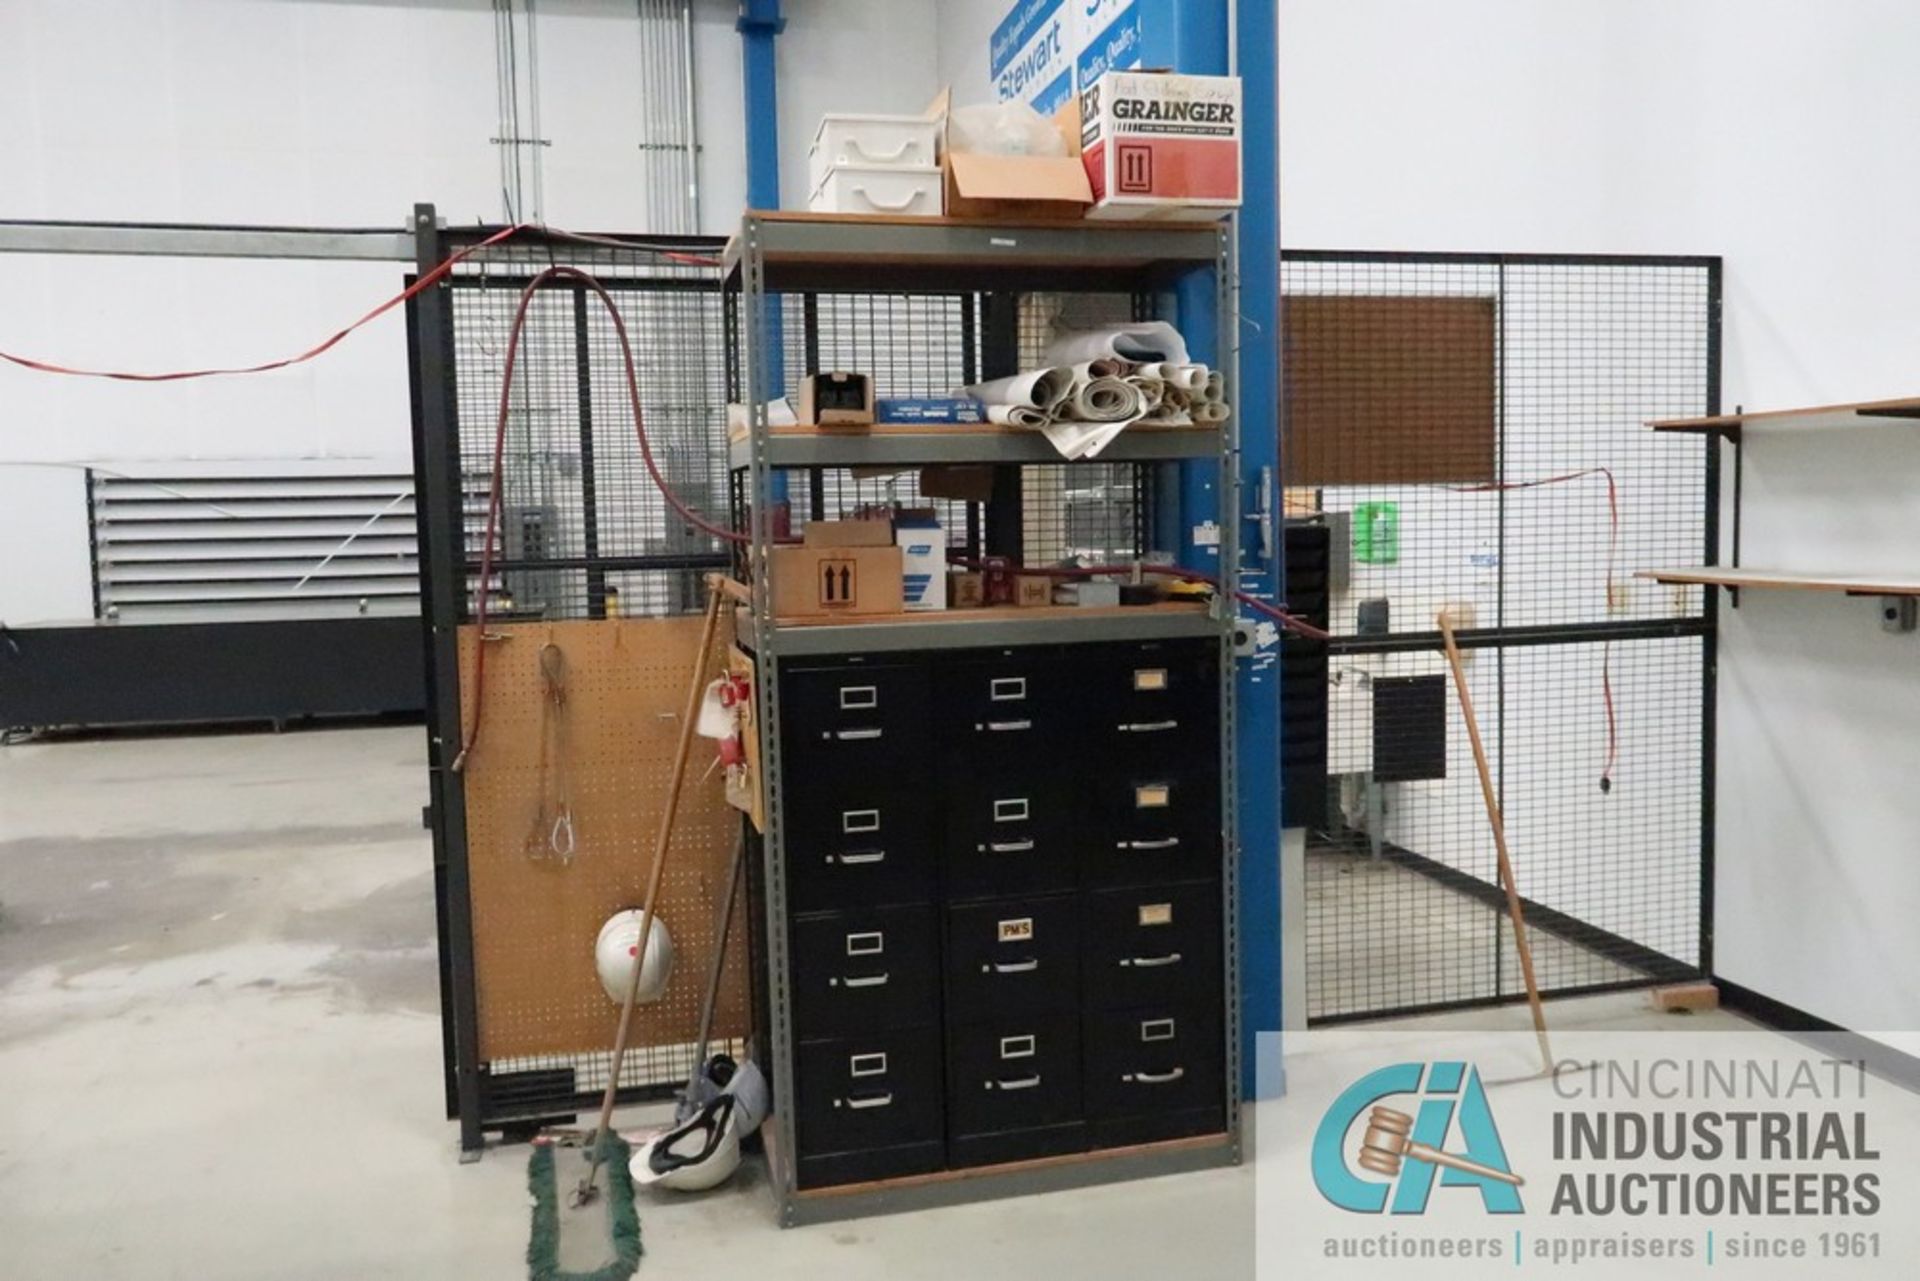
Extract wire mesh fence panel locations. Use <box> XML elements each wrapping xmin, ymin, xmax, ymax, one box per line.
<box><xmin>435</xmin><ymin>232</ymin><xmax>736</xmax><ymax>1110</ymax></box>
<box><xmin>1289</xmin><ymin>252</ymin><xmax>1716</xmax><ymax>1024</ymax></box>
<box><xmin>447</xmin><ymin>238</ymin><xmax>730</xmax><ymax>624</ymax></box>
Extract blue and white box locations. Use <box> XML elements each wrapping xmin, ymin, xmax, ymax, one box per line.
<box><xmin>895</xmin><ymin>511</ymin><xmax>947</xmax><ymax>611</ymax></box>
<box><xmin>876</xmin><ymin>396</ymin><xmax>988</xmax><ymax>425</ymax></box>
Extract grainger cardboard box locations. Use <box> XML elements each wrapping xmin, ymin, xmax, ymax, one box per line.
<box><xmin>1079</xmin><ymin>71</ymin><xmax>1242</xmax><ymax>220</ymax></box>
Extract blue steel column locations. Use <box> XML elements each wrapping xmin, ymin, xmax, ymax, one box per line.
<box><xmin>1139</xmin><ymin>0</ymin><xmax>1284</xmax><ymax>1099</ymax></box>
<box><xmin>738</xmin><ymin>0</ymin><xmax>790</xmax><ymax>507</ymax></box>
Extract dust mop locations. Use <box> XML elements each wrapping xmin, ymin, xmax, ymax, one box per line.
<box><xmin>525</xmin><ymin>577</ymin><xmax>725</xmax><ymax>1281</ymax></box>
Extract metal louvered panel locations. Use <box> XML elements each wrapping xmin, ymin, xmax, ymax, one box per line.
<box><xmin>90</xmin><ymin>468</ymin><xmax>422</xmax><ymax>624</ymax></box>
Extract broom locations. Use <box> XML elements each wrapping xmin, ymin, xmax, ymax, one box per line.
<box><xmin>1437</xmin><ymin>609</ymin><xmax>1554</xmax><ymax>1075</ymax></box>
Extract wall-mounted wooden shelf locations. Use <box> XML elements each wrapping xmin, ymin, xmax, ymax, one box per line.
<box><xmin>1638</xmin><ymin>567</ymin><xmax>1920</xmax><ymax>597</ymax></box>
<box><xmin>1650</xmin><ymin>396</ymin><xmax>1920</xmax><ymax>438</ymax></box>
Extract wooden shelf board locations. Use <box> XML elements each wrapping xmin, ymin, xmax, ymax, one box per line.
<box><xmin>1638</xmin><ymin>567</ymin><xmax>1920</xmax><ymax>596</ymax></box>
<box><xmin>774</xmin><ymin>600</ymin><xmax>1209</xmax><ymax>628</ymax></box>
<box><xmin>1650</xmin><ymin>396</ymin><xmax>1920</xmax><ymax>435</ymax></box>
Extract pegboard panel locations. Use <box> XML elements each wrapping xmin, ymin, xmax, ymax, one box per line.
<box><xmin>457</xmin><ymin>616</ymin><xmax>747</xmax><ymax>1063</ymax></box>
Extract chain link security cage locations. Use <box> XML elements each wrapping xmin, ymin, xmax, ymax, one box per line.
<box><xmin>1286</xmin><ymin>252</ymin><xmax>1720</xmax><ymax>1024</ymax></box>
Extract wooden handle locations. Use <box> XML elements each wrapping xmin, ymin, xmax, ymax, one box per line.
<box><xmin>582</xmin><ymin>580</ymin><xmax>725</xmax><ymax>1184</ymax></box>
<box><xmin>1437</xmin><ymin>610</ymin><xmax>1554</xmax><ymax>1075</ymax></box>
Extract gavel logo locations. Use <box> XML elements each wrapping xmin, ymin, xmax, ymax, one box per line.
<box><xmin>1357</xmin><ymin>1106</ymin><xmax>1524</xmax><ymax>1187</ymax></box>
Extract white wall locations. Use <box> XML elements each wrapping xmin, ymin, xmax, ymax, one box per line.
<box><xmin>1279</xmin><ymin>0</ymin><xmax>1920</xmax><ymax>1032</ymax></box>
<box><xmin>0</xmin><ymin>0</ymin><xmax>936</xmax><ymax>626</ymax></box>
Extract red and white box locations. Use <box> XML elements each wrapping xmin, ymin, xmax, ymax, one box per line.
<box><xmin>1078</xmin><ymin>71</ymin><xmax>1242</xmax><ymax>220</ymax></box>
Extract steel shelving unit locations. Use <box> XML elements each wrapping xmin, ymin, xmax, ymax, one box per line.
<box><xmin>726</xmin><ymin>211</ymin><xmax>1242</xmax><ymax>1225</ymax></box>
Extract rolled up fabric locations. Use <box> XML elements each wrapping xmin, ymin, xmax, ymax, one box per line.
<box><xmin>966</xmin><ymin>367</ymin><xmax>1073</xmax><ymax>411</ymax></box>
<box><xmin>1195</xmin><ymin>400</ymin><xmax>1231</xmax><ymax>424</ymax></box>
<box><xmin>1204</xmin><ymin>370</ymin><xmax>1226</xmax><ymax>403</ymax></box>
<box><xmin>1062</xmin><ymin>375</ymin><xmax>1147</xmax><ymax>423</ymax></box>
<box><xmin>986</xmin><ymin>403</ymin><xmax>1049</xmax><ymax>428</ymax></box>
<box><xmin>1167</xmin><ymin>364</ymin><xmax>1209</xmax><ymax>393</ymax></box>
<box><xmin>1125</xmin><ymin>375</ymin><xmax>1166</xmax><ymax>409</ymax></box>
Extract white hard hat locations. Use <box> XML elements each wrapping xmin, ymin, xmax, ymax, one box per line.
<box><xmin>630</xmin><ymin>1094</ymin><xmax>742</xmax><ymax>1192</ymax></box>
<box><xmin>594</xmin><ymin>909</ymin><xmax>674</xmax><ymax>1005</ymax></box>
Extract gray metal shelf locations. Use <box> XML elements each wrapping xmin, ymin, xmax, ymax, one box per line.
<box><xmin>726</xmin><ymin>210</ymin><xmax>1224</xmax><ymax>293</ymax></box>
<box><xmin>726</xmin><ymin>424</ymin><xmax>1223</xmax><ymax>470</ymax></box>
<box><xmin>736</xmin><ymin>603</ymin><xmax>1224</xmax><ymax>656</ymax></box>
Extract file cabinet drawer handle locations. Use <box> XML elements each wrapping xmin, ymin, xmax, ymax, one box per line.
<box><xmin>832</xmin><ymin>849</ymin><xmax>886</xmax><ymax>866</ymax></box>
<box><xmin>1120</xmin><ymin>952</ymin><xmax>1183</xmax><ymax>969</ymax></box>
<box><xmin>843</xmin><ymin>1090</ymin><xmax>894</xmax><ymax>1110</ymax></box>
<box><xmin>1128</xmin><ymin>1067</ymin><xmax>1186</xmax><ymax>1086</ymax></box>
<box><xmin>988</xmin><ymin>839</ymin><xmax>1035</xmax><ymax>854</ymax></box>
<box><xmin>1118</xmin><ymin>836</ymin><xmax>1181</xmax><ymax>851</ymax></box>
<box><xmin>988</xmin><ymin>1074</ymin><xmax>1042</xmax><ymax>1092</ymax></box>
<box><xmin>840</xmin><ymin>972</ymin><xmax>890</xmax><ymax>988</ymax></box>
<box><xmin>985</xmin><ymin>719</ymin><xmax>1032</xmax><ymax>733</ymax></box>
<box><xmin>987</xmin><ymin>958</ymin><xmax>1039</xmax><ymax>975</ymax></box>
<box><xmin>834</xmin><ymin>727</ymin><xmax>883</xmax><ymax>742</ymax></box>
<box><xmin>1117</xmin><ymin>719</ymin><xmax>1180</xmax><ymax>733</ymax></box>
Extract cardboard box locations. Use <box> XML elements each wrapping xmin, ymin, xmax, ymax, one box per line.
<box><xmin>1013</xmin><ymin>574</ymin><xmax>1054</xmax><ymax>608</ymax></box>
<box><xmin>771</xmin><ymin>545</ymin><xmax>903</xmax><ymax>617</ymax></box>
<box><xmin>931</xmin><ymin>89</ymin><xmax>1092</xmax><ymax>221</ymax></box>
<box><xmin>803</xmin><ymin>517</ymin><xmax>894</xmax><ymax>549</ymax></box>
<box><xmin>948</xmin><ymin>570</ymin><xmax>985</xmax><ymax>609</ymax></box>
<box><xmin>1079</xmin><ymin>71</ymin><xmax>1242</xmax><ymax>220</ymax></box>
<box><xmin>894</xmin><ymin>510</ymin><xmax>946</xmax><ymax>611</ymax></box>
<box><xmin>876</xmin><ymin>397</ymin><xmax>988</xmax><ymax>424</ymax></box>
<box><xmin>919</xmin><ymin>464</ymin><xmax>996</xmax><ymax>503</ymax></box>
<box><xmin>796</xmin><ymin>372</ymin><xmax>874</xmax><ymax>426</ymax></box>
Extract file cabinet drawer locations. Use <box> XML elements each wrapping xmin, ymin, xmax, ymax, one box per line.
<box><xmin>785</xmin><ymin>786</ymin><xmax>936</xmax><ymax>912</ymax></box>
<box><xmin>942</xmin><ymin>770</ymin><xmax>1077</xmax><ymax>900</ymax></box>
<box><xmin>945</xmin><ymin>894</ymin><xmax>1080</xmax><ymax>1021</ymax></box>
<box><xmin>938</xmin><ymin>653</ymin><xmax>1077</xmax><ymax>756</ymax></box>
<box><xmin>782</xmin><ymin>662</ymin><xmax>931</xmax><ymax>784</ymax></box>
<box><xmin>791</xmin><ymin>905</ymin><xmax>939</xmax><ymax>1037</ymax></box>
<box><xmin>795</xmin><ymin>1027</ymin><xmax>945</xmax><ymax>1171</ymax></box>
<box><xmin>1083</xmin><ymin>882</ymin><xmax>1222</xmax><ymax>1011</ymax></box>
<box><xmin>1083</xmin><ymin>1004</ymin><xmax>1225</xmax><ymax>1141</ymax></box>
<box><xmin>946</xmin><ymin>1014</ymin><xmax>1086</xmax><ymax>1167</ymax></box>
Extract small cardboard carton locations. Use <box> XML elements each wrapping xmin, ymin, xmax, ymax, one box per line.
<box><xmin>795</xmin><ymin>372</ymin><xmax>874</xmax><ymax>426</ymax></box>
<box><xmin>771</xmin><ymin>544</ymin><xmax>903</xmax><ymax>617</ymax></box>
<box><xmin>930</xmin><ymin>89</ymin><xmax>1092</xmax><ymax>221</ymax></box>
<box><xmin>1013</xmin><ymin>574</ymin><xmax>1054</xmax><ymax>608</ymax></box>
<box><xmin>1078</xmin><ymin>71</ymin><xmax>1242</xmax><ymax>220</ymax></box>
<box><xmin>803</xmin><ymin>517</ymin><xmax>894</xmax><ymax>549</ymax></box>
<box><xmin>948</xmin><ymin>570</ymin><xmax>986</xmax><ymax>609</ymax></box>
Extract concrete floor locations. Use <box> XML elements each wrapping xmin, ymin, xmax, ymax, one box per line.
<box><xmin>0</xmin><ymin>724</ymin><xmax>1760</xmax><ymax>1280</ymax></box>
<box><xmin>1303</xmin><ymin>847</ymin><xmax>1640</xmax><ymax>1021</ymax></box>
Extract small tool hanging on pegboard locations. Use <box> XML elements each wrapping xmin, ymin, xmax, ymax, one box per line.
<box><xmin>526</xmin><ymin>640</ymin><xmax>577</xmax><ymax>862</ymax></box>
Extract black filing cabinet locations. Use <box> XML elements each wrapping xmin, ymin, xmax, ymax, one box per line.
<box><xmin>770</xmin><ymin>638</ymin><xmax>1227</xmax><ymax>1189</ymax></box>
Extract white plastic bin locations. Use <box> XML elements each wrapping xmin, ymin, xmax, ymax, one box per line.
<box><xmin>807</xmin><ymin>165</ymin><xmax>943</xmax><ymax>217</ymax></box>
<box><xmin>807</xmin><ymin>113</ymin><xmax>941</xmax><ymax>195</ymax></box>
